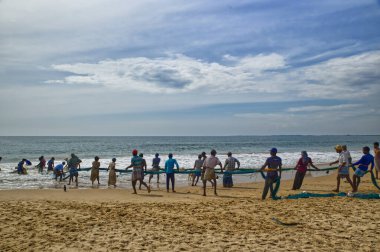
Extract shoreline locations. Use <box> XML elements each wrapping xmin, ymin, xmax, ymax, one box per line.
<box><xmin>0</xmin><ymin>169</ymin><xmax>378</xmax><ymax>201</ymax></box>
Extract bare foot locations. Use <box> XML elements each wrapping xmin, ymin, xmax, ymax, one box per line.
<box><xmin>172</xmin><ymin>190</ymin><xmax>176</xmax><ymax>193</ymax></box>
<box><xmin>202</xmin><ymin>194</ymin><xmax>206</xmax><ymax>196</ymax></box>
<box><xmin>148</xmin><ymin>186</ymin><xmax>151</xmax><ymax>193</ymax></box>
<box><xmin>332</xmin><ymin>189</ymin><xmax>339</xmax><ymax>192</ymax></box>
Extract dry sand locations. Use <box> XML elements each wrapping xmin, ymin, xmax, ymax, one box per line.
<box><xmin>0</xmin><ymin>171</ymin><xmax>379</xmax><ymax>251</ymax></box>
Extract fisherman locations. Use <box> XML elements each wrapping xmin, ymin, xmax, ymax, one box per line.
<box><xmin>36</xmin><ymin>156</ymin><xmax>46</xmax><ymax>174</ymax></box>
<box><xmin>292</xmin><ymin>151</ymin><xmax>319</xmax><ymax>190</ymax></box>
<box><xmin>67</xmin><ymin>153</ymin><xmax>82</xmax><ymax>187</ymax></box>
<box><xmin>202</xmin><ymin>149</ymin><xmax>223</xmax><ymax>196</ymax></box>
<box><xmin>192</xmin><ymin>154</ymin><xmax>203</xmax><ymax>186</ymax></box>
<box><xmin>223</xmin><ymin>152</ymin><xmax>240</xmax><ymax>188</ymax></box>
<box><xmin>139</xmin><ymin>153</ymin><xmax>147</xmax><ymax>190</ymax></box>
<box><xmin>126</xmin><ymin>150</ymin><xmax>151</xmax><ymax>194</ymax></box>
<box><xmin>54</xmin><ymin>161</ymin><xmax>65</xmax><ymax>181</ymax></box>
<box><xmin>260</xmin><ymin>148</ymin><xmax>282</xmax><ymax>200</ymax></box>
<box><xmin>342</xmin><ymin>145</ymin><xmax>352</xmax><ymax>166</ymax></box>
<box><xmin>17</xmin><ymin>159</ymin><xmax>26</xmax><ymax>175</ymax></box>
<box><xmin>91</xmin><ymin>156</ymin><xmax>101</xmax><ymax>186</ymax></box>
<box><xmin>149</xmin><ymin>153</ymin><xmax>161</xmax><ymax>184</ymax></box>
<box><xmin>47</xmin><ymin>157</ymin><xmax>55</xmax><ymax>173</ymax></box>
<box><xmin>165</xmin><ymin>153</ymin><xmax>180</xmax><ymax>192</ymax></box>
<box><xmin>108</xmin><ymin>158</ymin><xmax>117</xmax><ymax>187</ymax></box>
<box><xmin>352</xmin><ymin>146</ymin><xmax>374</xmax><ymax>192</ymax></box>
<box><xmin>329</xmin><ymin>145</ymin><xmax>355</xmax><ymax>192</ymax></box>
<box><xmin>201</xmin><ymin>151</ymin><xmax>215</xmax><ymax>187</ymax></box>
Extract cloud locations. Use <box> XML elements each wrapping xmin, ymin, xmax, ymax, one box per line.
<box><xmin>48</xmin><ymin>53</ymin><xmax>287</xmax><ymax>94</ymax></box>
<box><xmin>286</xmin><ymin>104</ymin><xmax>362</xmax><ymax>113</ymax></box>
<box><xmin>48</xmin><ymin>51</ymin><xmax>380</xmax><ymax>99</ymax></box>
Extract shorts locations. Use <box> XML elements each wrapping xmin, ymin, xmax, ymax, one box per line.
<box><xmin>354</xmin><ymin>168</ymin><xmax>366</xmax><ymax>177</ymax></box>
<box><xmin>152</xmin><ymin>166</ymin><xmax>160</xmax><ymax>171</ymax></box>
<box><xmin>194</xmin><ymin>170</ymin><xmax>201</xmax><ymax>177</ymax></box>
<box><xmin>69</xmin><ymin>167</ymin><xmax>78</xmax><ymax>176</ymax></box>
<box><xmin>266</xmin><ymin>171</ymin><xmax>279</xmax><ymax>181</ymax></box>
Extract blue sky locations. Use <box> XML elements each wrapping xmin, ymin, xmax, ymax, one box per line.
<box><xmin>0</xmin><ymin>0</ymin><xmax>379</xmax><ymax>135</ymax></box>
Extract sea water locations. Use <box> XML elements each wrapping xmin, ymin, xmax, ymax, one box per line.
<box><xmin>0</xmin><ymin>135</ymin><xmax>378</xmax><ymax>190</ymax></box>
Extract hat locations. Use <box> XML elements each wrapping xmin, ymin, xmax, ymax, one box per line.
<box><xmin>334</xmin><ymin>145</ymin><xmax>342</xmax><ymax>151</ymax></box>
<box><xmin>132</xmin><ymin>149</ymin><xmax>138</xmax><ymax>155</ymax></box>
<box><xmin>270</xmin><ymin>148</ymin><xmax>278</xmax><ymax>153</ymax></box>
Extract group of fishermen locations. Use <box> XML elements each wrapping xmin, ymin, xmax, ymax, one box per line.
<box><xmin>11</xmin><ymin>141</ymin><xmax>380</xmax><ymax>199</ymax></box>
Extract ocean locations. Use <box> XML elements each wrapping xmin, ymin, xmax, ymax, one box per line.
<box><xmin>0</xmin><ymin>135</ymin><xmax>378</xmax><ymax>189</ymax></box>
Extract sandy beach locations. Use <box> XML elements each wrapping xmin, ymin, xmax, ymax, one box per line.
<box><xmin>1</xmin><ymin>171</ymin><xmax>379</xmax><ymax>252</ymax></box>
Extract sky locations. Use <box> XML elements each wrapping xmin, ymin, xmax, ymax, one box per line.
<box><xmin>0</xmin><ymin>0</ymin><xmax>380</xmax><ymax>136</ymax></box>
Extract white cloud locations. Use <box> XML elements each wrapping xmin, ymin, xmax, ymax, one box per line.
<box><xmin>48</xmin><ymin>53</ymin><xmax>287</xmax><ymax>94</ymax></box>
<box><xmin>47</xmin><ymin>51</ymin><xmax>380</xmax><ymax>99</ymax></box>
<box><xmin>286</xmin><ymin>104</ymin><xmax>362</xmax><ymax>113</ymax></box>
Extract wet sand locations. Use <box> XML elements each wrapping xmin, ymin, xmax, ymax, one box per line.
<box><xmin>0</xmin><ymin>171</ymin><xmax>379</xmax><ymax>251</ymax></box>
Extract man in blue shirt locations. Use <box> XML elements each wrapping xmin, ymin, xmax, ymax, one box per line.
<box><xmin>165</xmin><ymin>153</ymin><xmax>179</xmax><ymax>193</ymax></box>
<box><xmin>47</xmin><ymin>157</ymin><xmax>55</xmax><ymax>173</ymax></box>
<box><xmin>54</xmin><ymin>161</ymin><xmax>65</xmax><ymax>181</ymax></box>
<box><xmin>352</xmin><ymin>146</ymin><xmax>374</xmax><ymax>192</ymax></box>
<box><xmin>260</xmin><ymin>148</ymin><xmax>282</xmax><ymax>200</ymax></box>
<box><xmin>17</xmin><ymin>159</ymin><xmax>26</xmax><ymax>174</ymax></box>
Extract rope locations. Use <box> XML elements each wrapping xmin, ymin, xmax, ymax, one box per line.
<box><xmin>370</xmin><ymin>170</ymin><xmax>380</xmax><ymax>191</ymax></box>
<box><xmin>62</xmin><ymin>166</ymin><xmax>338</xmax><ymax>175</ymax></box>
<box><xmin>280</xmin><ymin>191</ymin><xmax>380</xmax><ymax>200</ymax></box>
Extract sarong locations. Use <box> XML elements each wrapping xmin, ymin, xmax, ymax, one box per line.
<box><xmin>375</xmin><ymin>159</ymin><xmax>380</xmax><ymax>172</ymax></box>
<box><xmin>223</xmin><ymin>173</ymin><xmax>233</xmax><ymax>187</ymax></box>
<box><xmin>132</xmin><ymin>167</ymin><xmax>143</xmax><ymax>181</ymax></box>
<box><xmin>203</xmin><ymin>167</ymin><xmax>216</xmax><ymax>181</ymax></box>
<box><xmin>108</xmin><ymin>169</ymin><xmax>116</xmax><ymax>186</ymax></box>
<box><xmin>91</xmin><ymin>168</ymin><xmax>99</xmax><ymax>182</ymax></box>
<box><xmin>292</xmin><ymin>171</ymin><xmax>306</xmax><ymax>190</ymax></box>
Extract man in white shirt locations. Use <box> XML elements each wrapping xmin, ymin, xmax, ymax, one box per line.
<box><xmin>329</xmin><ymin>145</ymin><xmax>355</xmax><ymax>192</ymax></box>
<box><xmin>202</xmin><ymin>149</ymin><xmax>223</xmax><ymax>196</ymax></box>
<box><xmin>342</xmin><ymin>145</ymin><xmax>352</xmax><ymax>165</ymax></box>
